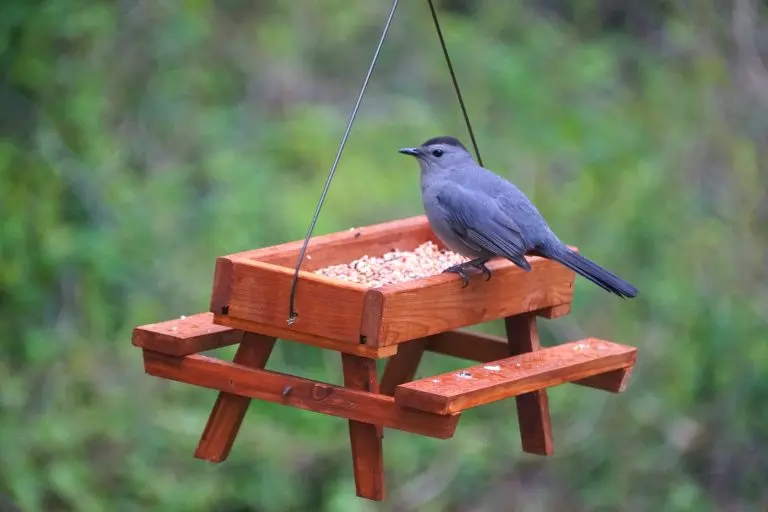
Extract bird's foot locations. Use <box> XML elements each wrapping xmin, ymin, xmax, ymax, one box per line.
<box><xmin>443</xmin><ymin>263</ymin><xmax>471</xmax><ymax>288</ymax></box>
<box><xmin>443</xmin><ymin>258</ymin><xmax>492</xmax><ymax>288</ymax></box>
<box><xmin>469</xmin><ymin>259</ymin><xmax>492</xmax><ymax>281</ymax></box>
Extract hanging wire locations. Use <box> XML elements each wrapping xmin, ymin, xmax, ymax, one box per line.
<box><xmin>426</xmin><ymin>0</ymin><xmax>484</xmax><ymax>166</ymax></box>
<box><xmin>287</xmin><ymin>0</ymin><xmax>400</xmax><ymax>324</ymax></box>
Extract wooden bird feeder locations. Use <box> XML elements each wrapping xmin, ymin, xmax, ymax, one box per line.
<box><xmin>133</xmin><ymin>215</ymin><xmax>638</xmax><ymax>501</ymax></box>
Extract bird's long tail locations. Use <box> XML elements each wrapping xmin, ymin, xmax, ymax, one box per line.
<box><xmin>539</xmin><ymin>246</ymin><xmax>638</xmax><ymax>298</ymax></box>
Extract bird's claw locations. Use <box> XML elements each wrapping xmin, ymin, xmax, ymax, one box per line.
<box><xmin>444</xmin><ymin>259</ymin><xmax>491</xmax><ymax>287</ymax></box>
<box><xmin>471</xmin><ymin>261</ymin><xmax>492</xmax><ymax>281</ymax></box>
<box><xmin>443</xmin><ymin>264</ymin><xmax>471</xmax><ymax>288</ymax></box>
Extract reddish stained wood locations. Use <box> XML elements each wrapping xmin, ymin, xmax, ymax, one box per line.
<box><xmin>574</xmin><ymin>366</ymin><xmax>635</xmax><ymax>393</ymax></box>
<box><xmin>228</xmin><ymin>215</ymin><xmax>440</xmax><ymax>271</ymax></box>
<box><xmin>341</xmin><ymin>354</ymin><xmax>385</xmax><ymax>501</ymax></box>
<box><xmin>536</xmin><ymin>303</ymin><xmax>571</xmax><ymax>319</ymax></box>
<box><xmin>367</xmin><ymin>256</ymin><xmax>575</xmax><ymax>346</ymax></box>
<box><xmin>223</xmin><ymin>259</ymin><xmax>368</xmax><ymax>344</ymax></box>
<box><xmin>132</xmin><ymin>312</ymin><xmax>242</xmax><ymax>356</ymax></box>
<box><xmin>380</xmin><ymin>338</ymin><xmax>428</xmax><ymax>396</ymax></box>
<box><xmin>514</xmin><ymin>390</ymin><xmax>552</xmax><ymax>455</ymax></box>
<box><xmin>213</xmin><ymin>315</ymin><xmax>398</xmax><ymax>359</ymax></box>
<box><xmin>394</xmin><ymin>339</ymin><xmax>637</xmax><ymax>416</ymax></box>
<box><xmin>505</xmin><ymin>314</ymin><xmax>553</xmax><ymax>456</ymax></box>
<box><xmin>210</xmin><ymin>257</ymin><xmax>234</xmax><ymax>316</ymax></box>
<box><xmin>426</xmin><ymin>329</ymin><xmax>510</xmax><ymax>362</ymax></box>
<box><xmin>143</xmin><ymin>350</ymin><xmax>459</xmax><ymax>439</ymax></box>
<box><xmin>195</xmin><ymin>333</ymin><xmax>276</xmax><ymax>462</ymax></box>
<box><xmin>360</xmin><ymin>289</ymin><xmax>385</xmax><ymax>344</ymax></box>
<box><xmin>425</xmin><ymin>329</ymin><xmax>633</xmax><ymax>393</ymax></box>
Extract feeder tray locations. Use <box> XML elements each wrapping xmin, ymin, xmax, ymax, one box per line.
<box><xmin>133</xmin><ymin>215</ymin><xmax>638</xmax><ymax>501</ymax></box>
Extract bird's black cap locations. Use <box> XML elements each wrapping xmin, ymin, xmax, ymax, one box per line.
<box><xmin>420</xmin><ymin>136</ymin><xmax>467</xmax><ymax>151</ymax></box>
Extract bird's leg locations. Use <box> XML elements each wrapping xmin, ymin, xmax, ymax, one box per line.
<box><xmin>443</xmin><ymin>258</ymin><xmax>492</xmax><ymax>288</ymax></box>
<box><xmin>468</xmin><ymin>258</ymin><xmax>492</xmax><ymax>281</ymax></box>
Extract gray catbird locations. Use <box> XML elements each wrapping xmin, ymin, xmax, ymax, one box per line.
<box><xmin>398</xmin><ymin>136</ymin><xmax>638</xmax><ymax>298</ymax></box>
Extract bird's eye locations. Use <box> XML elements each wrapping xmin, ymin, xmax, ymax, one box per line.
<box><xmin>432</xmin><ymin>149</ymin><xmax>444</xmax><ymax>157</ymax></box>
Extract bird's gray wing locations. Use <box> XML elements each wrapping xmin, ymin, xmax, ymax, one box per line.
<box><xmin>435</xmin><ymin>184</ymin><xmax>532</xmax><ymax>271</ymax></box>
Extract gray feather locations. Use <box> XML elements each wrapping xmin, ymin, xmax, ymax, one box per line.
<box><xmin>432</xmin><ymin>183</ymin><xmax>532</xmax><ymax>271</ymax></box>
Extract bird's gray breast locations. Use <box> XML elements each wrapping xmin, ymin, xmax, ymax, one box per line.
<box><xmin>421</xmin><ymin>182</ymin><xmax>486</xmax><ymax>258</ymax></box>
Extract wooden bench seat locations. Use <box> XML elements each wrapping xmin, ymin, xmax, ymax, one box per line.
<box><xmin>394</xmin><ymin>339</ymin><xmax>637</xmax><ymax>415</ymax></box>
<box><xmin>132</xmin><ymin>312</ymin><xmax>242</xmax><ymax>356</ymax></box>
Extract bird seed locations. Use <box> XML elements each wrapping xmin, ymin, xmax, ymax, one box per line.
<box><xmin>313</xmin><ymin>241</ymin><xmax>468</xmax><ymax>287</ymax></box>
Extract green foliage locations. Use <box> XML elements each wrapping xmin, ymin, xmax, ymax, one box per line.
<box><xmin>2</xmin><ymin>1</ymin><xmax>767</xmax><ymax>510</ymax></box>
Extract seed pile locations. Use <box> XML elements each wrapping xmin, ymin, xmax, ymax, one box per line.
<box><xmin>314</xmin><ymin>241</ymin><xmax>468</xmax><ymax>287</ymax></box>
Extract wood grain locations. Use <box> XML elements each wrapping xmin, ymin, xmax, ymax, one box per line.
<box><xmin>574</xmin><ymin>366</ymin><xmax>635</xmax><ymax>393</ymax></box>
<box><xmin>505</xmin><ymin>314</ymin><xmax>553</xmax><ymax>456</ymax></box>
<box><xmin>368</xmin><ymin>256</ymin><xmax>575</xmax><ymax>346</ymax></box>
<box><xmin>143</xmin><ymin>350</ymin><xmax>460</xmax><ymax>439</ymax></box>
<box><xmin>360</xmin><ymin>289</ymin><xmax>385</xmax><ymax>344</ymax></box>
<box><xmin>425</xmin><ymin>329</ymin><xmax>634</xmax><ymax>393</ymax></box>
<box><xmin>194</xmin><ymin>333</ymin><xmax>276</xmax><ymax>462</ymax></box>
<box><xmin>536</xmin><ymin>303</ymin><xmax>572</xmax><ymax>319</ymax></box>
<box><xmin>214</xmin><ymin>216</ymin><xmax>436</xmax><ymax>271</ymax></box>
<box><xmin>132</xmin><ymin>312</ymin><xmax>242</xmax><ymax>356</ymax></box>
<box><xmin>380</xmin><ymin>338</ymin><xmax>428</xmax><ymax>396</ymax></box>
<box><xmin>213</xmin><ymin>315</ymin><xmax>397</xmax><ymax>359</ymax></box>
<box><xmin>255</xmin><ymin>215</ymin><xmax>441</xmax><ymax>271</ymax></box>
<box><xmin>394</xmin><ymin>339</ymin><xmax>637</xmax><ymax>415</ymax></box>
<box><xmin>209</xmin><ymin>256</ymin><xmax>234</xmax><ymax>316</ymax></box>
<box><xmin>223</xmin><ymin>258</ymin><xmax>368</xmax><ymax>343</ymax></box>
<box><xmin>426</xmin><ymin>329</ymin><xmax>512</xmax><ymax>362</ymax></box>
<box><xmin>341</xmin><ymin>354</ymin><xmax>385</xmax><ymax>501</ymax></box>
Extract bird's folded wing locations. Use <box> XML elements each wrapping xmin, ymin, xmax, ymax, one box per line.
<box><xmin>435</xmin><ymin>184</ymin><xmax>529</xmax><ymax>266</ymax></box>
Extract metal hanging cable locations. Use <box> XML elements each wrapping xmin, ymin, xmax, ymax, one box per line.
<box><xmin>286</xmin><ymin>0</ymin><xmax>483</xmax><ymax>323</ymax></box>
<box><xmin>426</xmin><ymin>0</ymin><xmax>484</xmax><ymax>166</ymax></box>
<box><xmin>287</xmin><ymin>0</ymin><xmax>401</xmax><ymax>324</ymax></box>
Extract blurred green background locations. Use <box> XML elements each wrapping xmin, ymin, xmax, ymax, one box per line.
<box><xmin>2</xmin><ymin>1</ymin><xmax>767</xmax><ymax>510</ymax></box>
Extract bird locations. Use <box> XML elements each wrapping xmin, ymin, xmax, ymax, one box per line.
<box><xmin>398</xmin><ymin>135</ymin><xmax>638</xmax><ymax>298</ymax></box>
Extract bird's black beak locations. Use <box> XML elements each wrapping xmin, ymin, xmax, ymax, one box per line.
<box><xmin>398</xmin><ymin>147</ymin><xmax>421</xmax><ymax>157</ymax></box>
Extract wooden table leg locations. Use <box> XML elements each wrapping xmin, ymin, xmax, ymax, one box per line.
<box><xmin>341</xmin><ymin>353</ymin><xmax>385</xmax><ymax>501</ymax></box>
<box><xmin>504</xmin><ymin>314</ymin><xmax>554</xmax><ymax>456</ymax></box>
<box><xmin>194</xmin><ymin>332</ymin><xmax>276</xmax><ymax>462</ymax></box>
<box><xmin>380</xmin><ymin>338</ymin><xmax>428</xmax><ymax>396</ymax></box>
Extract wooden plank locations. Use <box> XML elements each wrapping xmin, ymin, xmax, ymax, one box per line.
<box><xmin>369</xmin><ymin>256</ymin><xmax>575</xmax><ymax>346</ymax></box>
<box><xmin>425</xmin><ymin>329</ymin><xmax>632</xmax><ymax>393</ymax></box>
<box><xmin>143</xmin><ymin>350</ymin><xmax>460</xmax><ymax>439</ymax></box>
<box><xmin>536</xmin><ymin>303</ymin><xmax>571</xmax><ymax>319</ymax></box>
<box><xmin>219</xmin><ymin>215</ymin><xmax>437</xmax><ymax>270</ymax></box>
<box><xmin>341</xmin><ymin>354</ymin><xmax>385</xmax><ymax>501</ymax></box>
<box><xmin>213</xmin><ymin>315</ymin><xmax>398</xmax><ymax>359</ymax></box>
<box><xmin>394</xmin><ymin>339</ymin><xmax>637</xmax><ymax>416</ymax></box>
<box><xmin>132</xmin><ymin>312</ymin><xmax>242</xmax><ymax>356</ymax></box>
<box><xmin>505</xmin><ymin>314</ymin><xmax>553</xmax><ymax>456</ymax></box>
<box><xmin>360</xmin><ymin>289</ymin><xmax>385</xmax><ymax>344</ymax></box>
<box><xmin>426</xmin><ymin>329</ymin><xmax>509</xmax><ymax>362</ymax></box>
<box><xmin>210</xmin><ymin>257</ymin><xmax>235</xmax><ymax>318</ymax></box>
<box><xmin>380</xmin><ymin>339</ymin><xmax>428</xmax><ymax>396</ymax></box>
<box><xmin>194</xmin><ymin>333</ymin><xmax>276</xmax><ymax>462</ymax></box>
<box><xmin>255</xmin><ymin>215</ymin><xmax>440</xmax><ymax>270</ymax></box>
<box><xmin>574</xmin><ymin>366</ymin><xmax>635</xmax><ymax>393</ymax></box>
<box><xmin>220</xmin><ymin>258</ymin><xmax>368</xmax><ymax>344</ymax></box>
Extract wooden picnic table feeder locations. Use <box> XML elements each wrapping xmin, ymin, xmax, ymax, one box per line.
<box><xmin>133</xmin><ymin>216</ymin><xmax>637</xmax><ymax>501</ymax></box>
<box><xmin>131</xmin><ymin>1</ymin><xmax>638</xmax><ymax>502</ymax></box>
